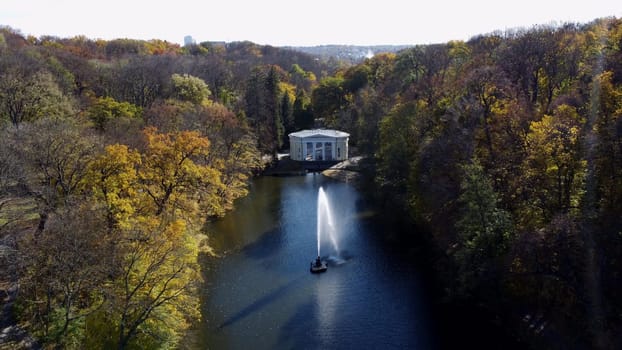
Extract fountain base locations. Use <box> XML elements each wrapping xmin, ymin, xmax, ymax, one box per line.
<box><xmin>310</xmin><ymin>256</ymin><xmax>327</xmax><ymax>273</ymax></box>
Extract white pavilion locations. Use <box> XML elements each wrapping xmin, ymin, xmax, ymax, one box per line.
<box><xmin>288</xmin><ymin>129</ymin><xmax>349</xmax><ymax>162</ymax></box>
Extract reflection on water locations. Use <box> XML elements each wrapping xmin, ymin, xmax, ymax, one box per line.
<box><xmin>200</xmin><ymin>174</ymin><xmax>431</xmax><ymax>349</ymax></box>
<box><xmin>315</xmin><ymin>263</ymin><xmax>338</xmax><ymax>346</ymax></box>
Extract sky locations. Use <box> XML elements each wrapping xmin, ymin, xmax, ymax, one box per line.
<box><xmin>1</xmin><ymin>0</ymin><xmax>621</xmax><ymax>46</ymax></box>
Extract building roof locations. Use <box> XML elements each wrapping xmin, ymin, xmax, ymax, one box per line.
<box><xmin>289</xmin><ymin>129</ymin><xmax>350</xmax><ymax>138</ymax></box>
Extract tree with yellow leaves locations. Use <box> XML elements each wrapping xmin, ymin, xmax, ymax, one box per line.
<box><xmin>81</xmin><ymin>128</ymin><xmax>223</xmax><ymax>349</ymax></box>
<box><xmin>86</xmin><ymin>144</ymin><xmax>141</xmax><ymax>230</ymax></box>
<box><xmin>520</xmin><ymin>104</ymin><xmax>586</xmax><ymax>226</ymax></box>
<box><xmin>83</xmin><ymin>216</ymin><xmax>200</xmax><ymax>350</ymax></box>
<box><xmin>140</xmin><ymin>127</ymin><xmax>225</xmax><ymax>219</ymax></box>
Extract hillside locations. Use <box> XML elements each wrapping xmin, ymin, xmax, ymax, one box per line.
<box><xmin>284</xmin><ymin>44</ymin><xmax>412</xmax><ymax>62</ymax></box>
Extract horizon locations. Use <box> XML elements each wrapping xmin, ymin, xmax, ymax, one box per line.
<box><xmin>2</xmin><ymin>19</ymin><xmax>619</xmax><ymax>49</ymax></box>
<box><xmin>1</xmin><ymin>1</ymin><xmax>621</xmax><ymax>47</ymax></box>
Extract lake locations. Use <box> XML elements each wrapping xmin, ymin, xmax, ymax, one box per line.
<box><xmin>198</xmin><ymin>174</ymin><xmax>433</xmax><ymax>349</ymax></box>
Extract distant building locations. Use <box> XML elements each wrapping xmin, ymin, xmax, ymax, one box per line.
<box><xmin>184</xmin><ymin>35</ymin><xmax>196</xmax><ymax>46</ymax></box>
<box><xmin>289</xmin><ymin>129</ymin><xmax>349</xmax><ymax>162</ymax></box>
<box><xmin>206</xmin><ymin>41</ymin><xmax>226</xmax><ymax>46</ymax></box>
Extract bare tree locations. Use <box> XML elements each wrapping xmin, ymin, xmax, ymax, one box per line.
<box><xmin>18</xmin><ymin>201</ymin><xmax>112</xmax><ymax>344</ymax></box>
<box><xmin>9</xmin><ymin>118</ymin><xmax>100</xmax><ymax>232</ymax></box>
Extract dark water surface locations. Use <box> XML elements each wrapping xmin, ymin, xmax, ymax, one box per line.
<box><xmin>199</xmin><ymin>174</ymin><xmax>433</xmax><ymax>349</ymax></box>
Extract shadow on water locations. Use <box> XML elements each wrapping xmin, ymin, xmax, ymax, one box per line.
<box><xmin>241</xmin><ymin>227</ymin><xmax>283</xmax><ymax>261</ymax></box>
<box><xmin>218</xmin><ymin>276</ymin><xmax>303</xmax><ymax>329</ymax></box>
<box><xmin>278</xmin><ymin>301</ymin><xmax>320</xmax><ymax>349</ymax></box>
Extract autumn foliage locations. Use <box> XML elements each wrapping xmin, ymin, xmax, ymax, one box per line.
<box><xmin>0</xmin><ymin>26</ymin><xmax>268</xmax><ymax>348</ymax></box>
<box><xmin>2</xmin><ymin>16</ymin><xmax>622</xmax><ymax>349</ymax></box>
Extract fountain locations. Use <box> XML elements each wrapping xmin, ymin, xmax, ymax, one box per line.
<box><xmin>310</xmin><ymin>187</ymin><xmax>338</xmax><ymax>273</ymax></box>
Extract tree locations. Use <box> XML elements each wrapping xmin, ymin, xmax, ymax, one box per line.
<box><xmin>464</xmin><ymin>65</ymin><xmax>511</xmax><ymax>163</ymax></box>
<box><xmin>289</xmin><ymin>63</ymin><xmax>316</xmax><ymax>92</ymax></box>
<box><xmin>539</xmin><ymin>27</ymin><xmax>582</xmax><ymax>113</ymax></box>
<box><xmin>351</xmin><ymin>86</ymin><xmax>386</xmax><ymax>155</ymax></box>
<box><xmin>85</xmin><ymin>144</ymin><xmax>142</xmax><ymax>230</ymax></box>
<box><xmin>170</xmin><ymin>73</ymin><xmax>211</xmax><ymax>105</ymax></box>
<box><xmin>103</xmin><ymin>217</ymin><xmax>200</xmax><ymax>350</ymax></box>
<box><xmin>86</xmin><ymin>96</ymin><xmax>141</xmax><ymax>131</ymax></box>
<box><xmin>281</xmin><ymin>92</ymin><xmax>294</xmax><ymax>141</ymax></box>
<box><xmin>104</xmin><ymin>39</ymin><xmax>147</xmax><ymax>58</ymax></box>
<box><xmin>588</xmin><ymin>69</ymin><xmax>622</xmax><ymax>348</ymax></box>
<box><xmin>266</xmin><ymin>66</ymin><xmax>283</xmax><ymax>151</ymax></box>
<box><xmin>507</xmin><ymin>213</ymin><xmax>586</xmax><ymax>338</ymax></box>
<box><xmin>393</xmin><ymin>46</ymin><xmax>428</xmax><ymax>91</ymax></box>
<box><xmin>454</xmin><ymin>159</ymin><xmax>513</xmax><ymax>294</ymax></box>
<box><xmin>18</xmin><ymin>201</ymin><xmax>111</xmax><ymax>346</ymax></box>
<box><xmin>10</xmin><ymin>118</ymin><xmax>99</xmax><ymax>232</ymax></box>
<box><xmin>140</xmin><ymin>127</ymin><xmax>224</xmax><ymax>219</ymax></box>
<box><xmin>83</xmin><ymin>129</ymin><xmax>221</xmax><ymax>348</ymax></box>
<box><xmin>311</xmin><ymin>76</ymin><xmax>346</xmax><ymax>127</ymax></box>
<box><xmin>375</xmin><ymin>101</ymin><xmax>421</xmax><ymax>209</ymax></box>
<box><xmin>111</xmin><ymin>56</ymin><xmax>174</xmax><ymax>108</ymax></box>
<box><xmin>143</xmin><ymin>99</ymin><xmax>192</xmax><ymax>133</ymax></box>
<box><xmin>86</xmin><ymin>127</ymin><xmax>226</xmax><ymax>224</ymax></box>
<box><xmin>244</xmin><ymin>65</ymin><xmax>284</xmax><ymax>154</ymax></box>
<box><xmin>342</xmin><ymin>64</ymin><xmax>370</xmax><ymax>94</ymax></box>
<box><xmin>520</xmin><ymin>104</ymin><xmax>586</xmax><ymax>226</ymax></box>
<box><xmin>0</xmin><ymin>128</ymin><xmax>21</xmax><ymax>194</ymax></box>
<box><xmin>184</xmin><ymin>103</ymin><xmax>261</xmax><ymax>211</ymax></box>
<box><xmin>293</xmin><ymin>89</ymin><xmax>314</xmax><ymax>130</ymax></box>
<box><xmin>498</xmin><ymin>28</ymin><xmax>547</xmax><ymax>109</ymax></box>
<box><xmin>0</xmin><ymin>32</ymin><xmax>7</xmax><ymax>51</ymax></box>
<box><xmin>593</xmin><ymin>71</ymin><xmax>622</xmax><ymax>213</ymax></box>
<box><xmin>0</xmin><ymin>63</ymin><xmax>74</xmax><ymax>128</ymax></box>
<box><xmin>14</xmin><ymin>126</ymin><xmax>213</xmax><ymax>349</ymax></box>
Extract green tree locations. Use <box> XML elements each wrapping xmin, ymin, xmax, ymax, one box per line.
<box><xmin>311</xmin><ymin>76</ymin><xmax>346</xmax><ymax>127</ymax></box>
<box><xmin>293</xmin><ymin>89</ymin><xmax>314</xmax><ymax>130</ymax></box>
<box><xmin>244</xmin><ymin>65</ymin><xmax>283</xmax><ymax>154</ymax></box>
<box><xmin>351</xmin><ymin>86</ymin><xmax>385</xmax><ymax>155</ymax></box>
<box><xmin>266</xmin><ymin>66</ymin><xmax>284</xmax><ymax>151</ymax></box>
<box><xmin>0</xmin><ymin>32</ymin><xmax>7</xmax><ymax>51</ymax></box>
<box><xmin>170</xmin><ymin>73</ymin><xmax>211</xmax><ymax>105</ymax></box>
<box><xmin>0</xmin><ymin>67</ymin><xmax>74</xmax><ymax>128</ymax></box>
<box><xmin>454</xmin><ymin>159</ymin><xmax>513</xmax><ymax>294</ymax></box>
<box><xmin>375</xmin><ymin>102</ymin><xmax>421</xmax><ymax>208</ymax></box>
<box><xmin>289</xmin><ymin>63</ymin><xmax>316</xmax><ymax>92</ymax></box>
<box><xmin>593</xmin><ymin>71</ymin><xmax>622</xmax><ymax>213</ymax></box>
<box><xmin>86</xmin><ymin>96</ymin><xmax>141</xmax><ymax>131</ymax></box>
<box><xmin>342</xmin><ymin>64</ymin><xmax>370</xmax><ymax>94</ymax></box>
<box><xmin>281</xmin><ymin>92</ymin><xmax>294</xmax><ymax>141</ymax></box>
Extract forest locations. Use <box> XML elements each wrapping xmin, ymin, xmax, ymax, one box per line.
<box><xmin>1</xmin><ymin>15</ymin><xmax>622</xmax><ymax>349</ymax></box>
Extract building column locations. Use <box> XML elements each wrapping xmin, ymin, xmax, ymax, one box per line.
<box><xmin>303</xmin><ymin>142</ymin><xmax>308</xmax><ymax>160</ymax></box>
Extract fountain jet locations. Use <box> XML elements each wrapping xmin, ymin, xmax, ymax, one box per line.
<box><xmin>311</xmin><ymin>187</ymin><xmax>338</xmax><ymax>273</ymax></box>
<box><xmin>317</xmin><ymin>186</ymin><xmax>339</xmax><ymax>255</ymax></box>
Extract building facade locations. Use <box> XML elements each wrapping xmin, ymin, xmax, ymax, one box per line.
<box><xmin>289</xmin><ymin>129</ymin><xmax>349</xmax><ymax>162</ymax></box>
